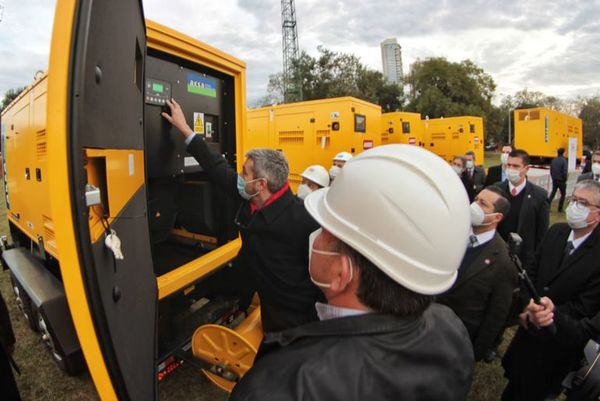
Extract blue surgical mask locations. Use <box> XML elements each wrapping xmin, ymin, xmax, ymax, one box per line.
<box><xmin>237</xmin><ymin>175</ymin><xmax>261</xmax><ymax>200</ymax></box>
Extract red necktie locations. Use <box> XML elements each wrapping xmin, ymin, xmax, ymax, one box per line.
<box><xmin>511</xmin><ymin>188</ymin><xmax>517</xmax><ymax>196</ymax></box>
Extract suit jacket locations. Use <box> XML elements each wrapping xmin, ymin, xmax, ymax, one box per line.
<box><xmin>577</xmin><ymin>172</ymin><xmax>598</xmax><ymax>182</ymax></box>
<box><xmin>466</xmin><ymin>166</ymin><xmax>486</xmax><ymax>194</ymax></box>
<box><xmin>459</xmin><ymin>172</ymin><xmax>476</xmax><ymax>202</ymax></box>
<box><xmin>437</xmin><ymin>233</ymin><xmax>518</xmax><ymax>360</ymax></box>
<box><xmin>503</xmin><ymin>224</ymin><xmax>600</xmax><ymax>399</ymax></box>
<box><xmin>484</xmin><ymin>164</ymin><xmax>504</xmax><ymax>187</ymax></box>
<box><xmin>496</xmin><ymin>180</ymin><xmax>549</xmax><ymax>271</ymax></box>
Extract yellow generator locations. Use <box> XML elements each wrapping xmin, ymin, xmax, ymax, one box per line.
<box><xmin>381</xmin><ymin>111</ymin><xmax>426</xmax><ymax>147</ymax></box>
<box><xmin>423</xmin><ymin>116</ymin><xmax>485</xmax><ymax>164</ymax></box>
<box><xmin>0</xmin><ymin>1</ymin><xmax>263</xmax><ymax>399</ymax></box>
<box><xmin>514</xmin><ymin>107</ymin><xmax>583</xmax><ymax>160</ymax></box>
<box><xmin>246</xmin><ymin>97</ymin><xmax>381</xmax><ymax>189</ymax></box>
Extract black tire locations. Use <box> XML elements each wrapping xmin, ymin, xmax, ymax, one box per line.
<box><xmin>10</xmin><ymin>272</ymin><xmax>39</xmax><ymax>332</ymax></box>
<box><xmin>37</xmin><ymin>312</ymin><xmax>85</xmax><ymax>375</ymax></box>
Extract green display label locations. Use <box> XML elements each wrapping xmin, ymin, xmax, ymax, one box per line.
<box><xmin>187</xmin><ymin>73</ymin><xmax>217</xmax><ymax>98</ymax></box>
<box><xmin>153</xmin><ymin>83</ymin><xmax>164</xmax><ymax>93</ymax></box>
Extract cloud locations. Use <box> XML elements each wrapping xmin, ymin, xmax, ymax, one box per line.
<box><xmin>1</xmin><ymin>0</ymin><xmax>598</xmax><ymax>108</ymax></box>
<box><xmin>0</xmin><ymin>0</ymin><xmax>54</xmax><ymax>101</ymax></box>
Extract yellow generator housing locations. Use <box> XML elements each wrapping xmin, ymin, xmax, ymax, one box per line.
<box><xmin>0</xmin><ymin>2</ymin><xmax>263</xmax><ymax>399</ymax></box>
<box><xmin>380</xmin><ymin>111</ymin><xmax>426</xmax><ymax>147</ymax></box>
<box><xmin>246</xmin><ymin>97</ymin><xmax>381</xmax><ymax>189</ymax></box>
<box><xmin>514</xmin><ymin>107</ymin><xmax>583</xmax><ymax>160</ymax></box>
<box><xmin>423</xmin><ymin>116</ymin><xmax>485</xmax><ymax>164</ymax></box>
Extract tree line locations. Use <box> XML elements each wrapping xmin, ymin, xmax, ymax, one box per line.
<box><xmin>3</xmin><ymin>54</ymin><xmax>599</xmax><ymax>148</ymax></box>
<box><xmin>256</xmin><ymin>48</ymin><xmax>600</xmax><ymax>149</ymax></box>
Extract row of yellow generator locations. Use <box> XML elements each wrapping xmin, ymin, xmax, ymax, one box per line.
<box><xmin>246</xmin><ymin>98</ymin><xmax>486</xmax><ymax>189</ymax></box>
<box><xmin>247</xmin><ymin>98</ymin><xmax>583</xmax><ymax>189</ymax></box>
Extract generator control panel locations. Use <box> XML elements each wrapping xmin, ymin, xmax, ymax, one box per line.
<box><xmin>145</xmin><ymin>78</ymin><xmax>172</xmax><ymax>106</ymax></box>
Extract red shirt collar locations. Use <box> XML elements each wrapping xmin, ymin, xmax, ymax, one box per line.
<box><xmin>250</xmin><ymin>182</ymin><xmax>290</xmax><ymax>214</ymax></box>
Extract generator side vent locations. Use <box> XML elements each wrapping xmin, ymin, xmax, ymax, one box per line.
<box><xmin>316</xmin><ymin>130</ymin><xmax>330</xmax><ymax>147</ymax></box>
<box><xmin>430</xmin><ymin>133</ymin><xmax>446</xmax><ymax>140</ymax></box>
<box><xmin>42</xmin><ymin>215</ymin><xmax>56</xmax><ymax>249</ymax></box>
<box><xmin>36</xmin><ymin>130</ymin><xmax>47</xmax><ymax>161</ymax></box>
<box><xmin>380</xmin><ymin>132</ymin><xmax>389</xmax><ymax>144</ymax></box>
<box><xmin>278</xmin><ymin>130</ymin><xmax>304</xmax><ymax>145</ymax></box>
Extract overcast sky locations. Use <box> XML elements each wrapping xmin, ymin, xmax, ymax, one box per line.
<box><xmin>1</xmin><ymin>0</ymin><xmax>599</xmax><ymax>107</ymax></box>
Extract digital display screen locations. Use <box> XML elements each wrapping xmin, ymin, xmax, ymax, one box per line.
<box><xmin>153</xmin><ymin>83</ymin><xmax>164</xmax><ymax>93</ymax></box>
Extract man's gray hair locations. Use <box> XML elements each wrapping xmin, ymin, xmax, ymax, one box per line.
<box><xmin>574</xmin><ymin>179</ymin><xmax>600</xmax><ymax>205</ymax></box>
<box><xmin>246</xmin><ymin>148</ymin><xmax>289</xmax><ymax>193</ymax></box>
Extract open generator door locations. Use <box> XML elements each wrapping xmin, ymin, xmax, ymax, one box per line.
<box><xmin>47</xmin><ymin>0</ymin><xmax>156</xmax><ymax>400</ymax></box>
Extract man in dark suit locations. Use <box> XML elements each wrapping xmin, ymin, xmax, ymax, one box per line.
<box><xmin>465</xmin><ymin>150</ymin><xmax>486</xmax><ymax>194</ymax></box>
<box><xmin>502</xmin><ymin>179</ymin><xmax>600</xmax><ymax>401</ymax></box>
<box><xmin>485</xmin><ymin>144</ymin><xmax>512</xmax><ymax>187</ymax></box>
<box><xmin>578</xmin><ymin>151</ymin><xmax>600</xmax><ymax>182</ymax></box>
<box><xmin>548</xmin><ymin>147</ymin><xmax>569</xmax><ymax>212</ymax></box>
<box><xmin>496</xmin><ymin>149</ymin><xmax>549</xmax><ymax>271</ymax></box>
<box><xmin>437</xmin><ymin>186</ymin><xmax>518</xmax><ymax>361</ymax></box>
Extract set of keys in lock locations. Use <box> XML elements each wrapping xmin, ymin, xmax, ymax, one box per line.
<box><xmin>104</xmin><ymin>229</ymin><xmax>124</xmax><ymax>260</ymax></box>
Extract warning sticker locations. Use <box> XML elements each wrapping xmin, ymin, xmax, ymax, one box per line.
<box><xmin>363</xmin><ymin>140</ymin><xmax>374</xmax><ymax>150</ymax></box>
<box><xmin>187</xmin><ymin>73</ymin><xmax>217</xmax><ymax>98</ymax></box>
<box><xmin>206</xmin><ymin>122</ymin><xmax>213</xmax><ymax>139</ymax></box>
<box><xmin>408</xmin><ymin>137</ymin><xmax>416</xmax><ymax>145</ymax></box>
<box><xmin>193</xmin><ymin>113</ymin><xmax>205</xmax><ymax>135</ymax></box>
<box><xmin>474</xmin><ymin>136</ymin><xmax>480</xmax><ymax>145</ymax></box>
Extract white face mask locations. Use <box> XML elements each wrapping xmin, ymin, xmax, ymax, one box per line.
<box><xmin>506</xmin><ymin>168</ymin><xmax>522</xmax><ymax>185</ymax></box>
<box><xmin>500</xmin><ymin>153</ymin><xmax>509</xmax><ymax>165</ymax></box>
<box><xmin>452</xmin><ymin>165</ymin><xmax>463</xmax><ymax>175</ymax></box>
<box><xmin>329</xmin><ymin>165</ymin><xmax>342</xmax><ymax>180</ymax></box>
<box><xmin>466</xmin><ymin>160</ymin><xmax>474</xmax><ymax>169</ymax></box>
<box><xmin>566</xmin><ymin>202</ymin><xmax>590</xmax><ymax>229</ymax></box>
<box><xmin>237</xmin><ymin>175</ymin><xmax>262</xmax><ymax>200</ymax></box>
<box><xmin>308</xmin><ymin>228</ymin><xmax>353</xmax><ymax>289</ymax></box>
<box><xmin>470</xmin><ymin>202</ymin><xmax>497</xmax><ymax>227</ymax></box>
<box><xmin>297</xmin><ymin>183</ymin><xmax>312</xmax><ymax>200</ymax></box>
<box><xmin>592</xmin><ymin>163</ymin><xmax>600</xmax><ymax>176</ymax></box>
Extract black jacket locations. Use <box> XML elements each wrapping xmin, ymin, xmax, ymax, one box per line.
<box><xmin>550</xmin><ymin>156</ymin><xmax>568</xmax><ymax>181</ymax></box>
<box><xmin>0</xmin><ymin>289</ymin><xmax>20</xmax><ymax>401</ymax></box>
<box><xmin>231</xmin><ymin>304</ymin><xmax>474</xmax><ymax>401</ymax></box>
<box><xmin>460</xmin><ymin>172</ymin><xmax>476</xmax><ymax>202</ymax></box>
<box><xmin>437</xmin><ymin>233</ymin><xmax>518</xmax><ymax>360</ymax></box>
<box><xmin>503</xmin><ymin>224</ymin><xmax>600</xmax><ymax>400</ymax></box>
<box><xmin>484</xmin><ymin>164</ymin><xmax>504</xmax><ymax>187</ymax></box>
<box><xmin>186</xmin><ymin>136</ymin><xmax>321</xmax><ymax>332</ymax></box>
<box><xmin>495</xmin><ymin>180</ymin><xmax>549</xmax><ymax>271</ymax></box>
<box><xmin>466</xmin><ymin>165</ymin><xmax>486</xmax><ymax>194</ymax></box>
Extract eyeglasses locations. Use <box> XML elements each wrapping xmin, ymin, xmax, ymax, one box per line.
<box><xmin>568</xmin><ymin>196</ymin><xmax>600</xmax><ymax>209</ymax></box>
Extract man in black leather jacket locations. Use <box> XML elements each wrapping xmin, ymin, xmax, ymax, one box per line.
<box><xmin>230</xmin><ymin>145</ymin><xmax>475</xmax><ymax>401</ymax></box>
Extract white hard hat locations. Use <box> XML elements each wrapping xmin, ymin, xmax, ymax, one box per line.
<box><xmin>301</xmin><ymin>165</ymin><xmax>330</xmax><ymax>188</ymax></box>
<box><xmin>333</xmin><ymin>152</ymin><xmax>353</xmax><ymax>162</ymax></box>
<box><xmin>305</xmin><ymin>144</ymin><xmax>470</xmax><ymax>295</ymax></box>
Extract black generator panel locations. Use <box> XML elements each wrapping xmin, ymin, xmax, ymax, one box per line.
<box><xmin>144</xmin><ymin>53</ymin><xmax>228</xmax><ymax>178</ymax></box>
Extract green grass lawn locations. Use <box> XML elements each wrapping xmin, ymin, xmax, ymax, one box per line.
<box><xmin>0</xmin><ymin>155</ymin><xmax>570</xmax><ymax>400</ymax></box>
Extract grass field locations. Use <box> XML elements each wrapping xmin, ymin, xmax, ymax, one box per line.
<box><xmin>0</xmin><ymin>152</ymin><xmax>569</xmax><ymax>400</ymax></box>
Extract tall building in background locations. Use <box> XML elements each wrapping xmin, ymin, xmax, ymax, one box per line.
<box><xmin>381</xmin><ymin>38</ymin><xmax>403</xmax><ymax>84</ymax></box>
